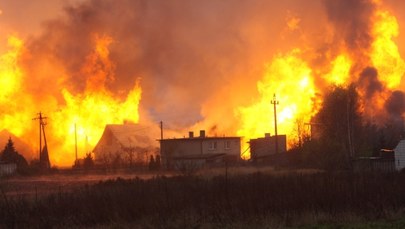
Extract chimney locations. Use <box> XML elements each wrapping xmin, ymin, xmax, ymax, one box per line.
<box><xmin>200</xmin><ymin>130</ymin><xmax>206</xmax><ymax>138</ymax></box>
<box><xmin>189</xmin><ymin>131</ymin><xmax>194</xmax><ymax>138</ymax></box>
<box><xmin>265</xmin><ymin>133</ymin><xmax>271</xmax><ymax>138</ymax></box>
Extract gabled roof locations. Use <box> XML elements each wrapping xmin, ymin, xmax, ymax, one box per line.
<box><xmin>0</xmin><ymin>129</ymin><xmax>33</xmax><ymax>159</ymax></box>
<box><xmin>159</xmin><ymin>136</ymin><xmax>241</xmax><ymax>142</ymax></box>
<box><xmin>93</xmin><ymin>124</ymin><xmax>156</xmax><ymax>152</ymax></box>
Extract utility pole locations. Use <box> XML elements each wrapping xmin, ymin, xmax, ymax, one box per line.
<box><xmin>271</xmin><ymin>94</ymin><xmax>279</xmax><ymax>155</ymax></box>
<box><xmin>33</xmin><ymin>112</ymin><xmax>47</xmax><ymax>160</ymax></box>
<box><xmin>33</xmin><ymin>112</ymin><xmax>50</xmax><ymax>169</ymax></box>
<box><xmin>160</xmin><ymin>121</ymin><xmax>163</xmax><ymax>140</ymax></box>
<box><xmin>75</xmin><ymin>123</ymin><xmax>78</xmax><ymax>166</ymax></box>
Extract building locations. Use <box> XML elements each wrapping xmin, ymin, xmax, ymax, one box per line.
<box><xmin>93</xmin><ymin>124</ymin><xmax>157</xmax><ymax>166</ymax></box>
<box><xmin>0</xmin><ymin>129</ymin><xmax>34</xmax><ymax>161</ymax></box>
<box><xmin>353</xmin><ymin>149</ymin><xmax>395</xmax><ymax>172</ymax></box>
<box><xmin>0</xmin><ymin>162</ymin><xmax>17</xmax><ymax>176</ymax></box>
<box><xmin>394</xmin><ymin>139</ymin><xmax>405</xmax><ymax>171</ymax></box>
<box><xmin>159</xmin><ymin>130</ymin><xmax>241</xmax><ymax>169</ymax></box>
<box><xmin>249</xmin><ymin>133</ymin><xmax>287</xmax><ymax>161</ymax></box>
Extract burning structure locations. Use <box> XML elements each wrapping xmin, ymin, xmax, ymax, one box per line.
<box><xmin>0</xmin><ymin>0</ymin><xmax>405</xmax><ymax>167</ymax></box>
<box><xmin>249</xmin><ymin>133</ymin><xmax>287</xmax><ymax>161</ymax></box>
<box><xmin>93</xmin><ymin>124</ymin><xmax>157</xmax><ymax>166</ymax></box>
<box><xmin>159</xmin><ymin>130</ymin><xmax>241</xmax><ymax>169</ymax></box>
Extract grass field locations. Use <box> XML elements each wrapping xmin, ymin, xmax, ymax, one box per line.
<box><xmin>1</xmin><ymin>167</ymin><xmax>405</xmax><ymax>228</ymax></box>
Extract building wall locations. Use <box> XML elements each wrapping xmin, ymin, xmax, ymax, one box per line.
<box><xmin>201</xmin><ymin>138</ymin><xmax>240</xmax><ymax>156</ymax></box>
<box><xmin>395</xmin><ymin>140</ymin><xmax>405</xmax><ymax>171</ymax></box>
<box><xmin>0</xmin><ymin>163</ymin><xmax>17</xmax><ymax>176</ymax></box>
<box><xmin>160</xmin><ymin>137</ymin><xmax>241</xmax><ymax>169</ymax></box>
<box><xmin>93</xmin><ymin>129</ymin><xmax>152</xmax><ymax>165</ymax></box>
<box><xmin>250</xmin><ymin>135</ymin><xmax>287</xmax><ymax>160</ymax></box>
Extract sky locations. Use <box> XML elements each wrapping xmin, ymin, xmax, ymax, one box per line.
<box><xmin>1</xmin><ymin>0</ymin><xmax>405</xmax><ymax>165</ymax></box>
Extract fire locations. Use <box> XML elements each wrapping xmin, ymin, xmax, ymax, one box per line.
<box><xmin>2</xmin><ymin>0</ymin><xmax>405</xmax><ymax>164</ymax></box>
<box><xmin>48</xmin><ymin>34</ymin><xmax>142</xmax><ymax>166</ymax></box>
<box><xmin>0</xmin><ymin>36</ymin><xmax>23</xmax><ymax>103</ymax></box>
<box><xmin>0</xmin><ymin>34</ymin><xmax>142</xmax><ymax>166</ymax></box>
<box><xmin>371</xmin><ymin>9</ymin><xmax>405</xmax><ymax>89</ymax></box>
<box><xmin>324</xmin><ymin>54</ymin><xmax>352</xmax><ymax>86</ymax></box>
<box><xmin>236</xmin><ymin>1</ymin><xmax>405</xmax><ymax>159</ymax></box>
<box><xmin>0</xmin><ymin>36</ymin><xmax>32</xmax><ymax>137</ymax></box>
<box><xmin>236</xmin><ymin>49</ymin><xmax>318</xmax><ymax>157</ymax></box>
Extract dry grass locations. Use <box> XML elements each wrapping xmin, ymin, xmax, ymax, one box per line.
<box><xmin>1</xmin><ymin>169</ymin><xmax>405</xmax><ymax>228</ymax></box>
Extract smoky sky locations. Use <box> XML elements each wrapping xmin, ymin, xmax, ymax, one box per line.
<box><xmin>21</xmin><ymin>0</ymin><xmax>324</xmax><ymax>128</ymax></box>
<box><xmin>323</xmin><ymin>0</ymin><xmax>375</xmax><ymax>55</ymax></box>
<box><xmin>8</xmin><ymin>0</ymin><xmax>403</xmax><ymax>133</ymax></box>
<box><xmin>357</xmin><ymin>67</ymin><xmax>383</xmax><ymax>99</ymax></box>
<box><xmin>385</xmin><ymin>90</ymin><xmax>405</xmax><ymax>116</ymax></box>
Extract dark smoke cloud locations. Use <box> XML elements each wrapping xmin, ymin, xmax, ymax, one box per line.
<box><xmin>322</xmin><ymin>0</ymin><xmax>376</xmax><ymax>75</ymax></box>
<box><xmin>385</xmin><ymin>90</ymin><xmax>405</xmax><ymax>116</ymax></box>
<box><xmin>357</xmin><ymin>67</ymin><xmax>383</xmax><ymax>99</ymax></box>
<box><xmin>323</xmin><ymin>0</ymin><xmax>375</xmax><ymax>53</ymax></box>
<box><xmin>22</xmin><ymin>0</ymin><xmax>324</xmax><ymax>129</ymax></box>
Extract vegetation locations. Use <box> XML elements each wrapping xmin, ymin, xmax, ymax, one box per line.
<box><xmin>289</xmin><ymin>84</ymin><xmax>405</xmax><ymax>171</ymax></box>
<box><xmin>0</xmin><ymin>138</ymin><xmax>29</xmax><ymax>174</ymax></box>
<box><xmin>1</xmin><ymin>171</ymin><xmax>405</xmax><ymax>228</ymax></box>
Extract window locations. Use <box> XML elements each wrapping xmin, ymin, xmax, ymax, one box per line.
<box><xmin>209</xmin><ymin>141</ymin><xmax>217</xmax><ymax>150</ymax></box>
<box><xmin>225</xmin><ymin>141</ymin><xmax>231</xmax><ymax>149</ymax></box>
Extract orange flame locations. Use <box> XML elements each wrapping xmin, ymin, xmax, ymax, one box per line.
<box><xmin>0</xmin><ymin>34</ymin><xmax>142</xmax><ymax>166</ymax></box>
<box><xmin>236</xmin><ymin>2</ymin><xmax>405</xmax><ymax>158</ymax></box>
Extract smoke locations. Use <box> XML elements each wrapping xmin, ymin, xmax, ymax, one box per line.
<box><xmin>2</xmin><ymin>0</ymin><xmax>404</xmax><ymax>164</ymax></box>
<box><xmin>385</xmin><ymin>90</ymin><xmax>405</xmax><ymax>116</ymax></box>
<box><xmin>322</xmin><ymin>0</ymin><xmax>375</xmax><ymax>66</ymax></box>
<box><xmin>21</xmin><ymin>0</ymin><xmax>325</xmax><ymax>131</ymax></box>
<box><xmin>357</xmin><ymin>67</ymin><xmax>383</xmax><ymax>99</ymax></box>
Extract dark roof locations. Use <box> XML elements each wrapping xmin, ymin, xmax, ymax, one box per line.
<box><xmin>159</xmin><ymin>136</ymin><xmax>241</xmax><ymax>142</ymax></box>
<box><xmin>172</xmin><ymin>153</ymin><xmax>226</xmax><ymax>160</ymax></box>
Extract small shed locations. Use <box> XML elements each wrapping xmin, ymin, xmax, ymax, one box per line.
<box><xmin>394</xmin><ymin>140</ymin><xmax>405</xmax><ymax>171</ymax></box>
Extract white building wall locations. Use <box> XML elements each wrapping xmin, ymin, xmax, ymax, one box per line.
<box><xmin>201</xmin><ymin>139</ymin><xmax>240</xmax><ymax>156</ymax></box>
<box><xmin>394</xmin><ymin>140</ymin><xmax>405</xmax><ymax>171</ymax></box>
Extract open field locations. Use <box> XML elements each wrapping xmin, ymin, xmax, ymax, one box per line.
<box><xmin>1</xmin><ymin>168</ymin><xmax>405</xmax><ymax>228</ymax></box>
<box><xmin>0</xmin><ymin>166</ymin><xmax>319</xmax><ymax>197</ymax></box>
<box><xmin>0</xmin><ymin>169</ymin><xmax>167</xmax><ymax>198</ymax></box>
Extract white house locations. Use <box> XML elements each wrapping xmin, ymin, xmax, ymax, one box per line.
<box><xmin>394</xmin><ymin>140</ymin><xmax>405</xmax><ymax>171</ymax></box>
<box><xmin>159</xmin><ymin>130</ymin><xmax>241</xmax><ymax>169</ymax></box>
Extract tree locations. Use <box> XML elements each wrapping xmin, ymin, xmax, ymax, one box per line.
<box><xmin>83</xmin><ymin>153</ymin><xmax>94</xmax><ymax>169</ymax></box>
<box><xmin>310</xmin><ymin>84</ymin><xmax>362</xmax><ymax>170</ymax></box>
<box><xmin>149</xmin><ymin>155</ymin><xmax>155</xmax><ymax>171</ymax></box>
<box><xmin>1</xmin><ymin>138</ymin><xmax>28</xmax><ymax>172</ymax></box>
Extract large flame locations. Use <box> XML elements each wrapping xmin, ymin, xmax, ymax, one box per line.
<box><xmin>236</xmin><ymin>2</ymin><xmax>405</xmax><ymax>158</ymax></box>
<box><xmin>1</xmin><ymin>0</ymin><xmax>405</xmax><ymax>163</ymax></box>
<box><xmin>236</xmin><ymin>49</ymin><xmax>318</xmax><ymax>156</ymax></box>
<box><xmin>371</xmin><ymin>8</ymin><xmax>405</xmax><ymax>89</ymax></box>
<box><xmin>0</xmin><ymin>34</ymin><xmax>142</xmax><ymax>166</ymax></box>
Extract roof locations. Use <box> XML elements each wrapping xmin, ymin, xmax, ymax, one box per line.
<box><xmin>159</xmin><ymin>136</ymin><xmax>241</xmax><ymax>142</ymax></box>
<box><xmin>172</xmin><ymin>153</ymin><xmax>226</xmax><ymax>160</ymax></box>
<box><xmin>0</xmin><ymin>129</ymin><xmax>34</xmax><ymax>159</ymax></box>
<box><xmin>248</xmin><ymin>134</ymin><xmax>287</xmax><ymax>143</ymax></box>
<box><xmin>93</xmin><ymin>124</ymin><xmax>156</xmax><ymax>151</ymax></box>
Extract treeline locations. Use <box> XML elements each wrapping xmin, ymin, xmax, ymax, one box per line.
<box><xmin>2</xmin><ymin>172</ymin><xmax>405</xmax><ymax>228</ymax></box>
<box><xmin>289</xmin><ymin>84</ymin><xmax>405</xmax><ymax>170</ymax></box>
